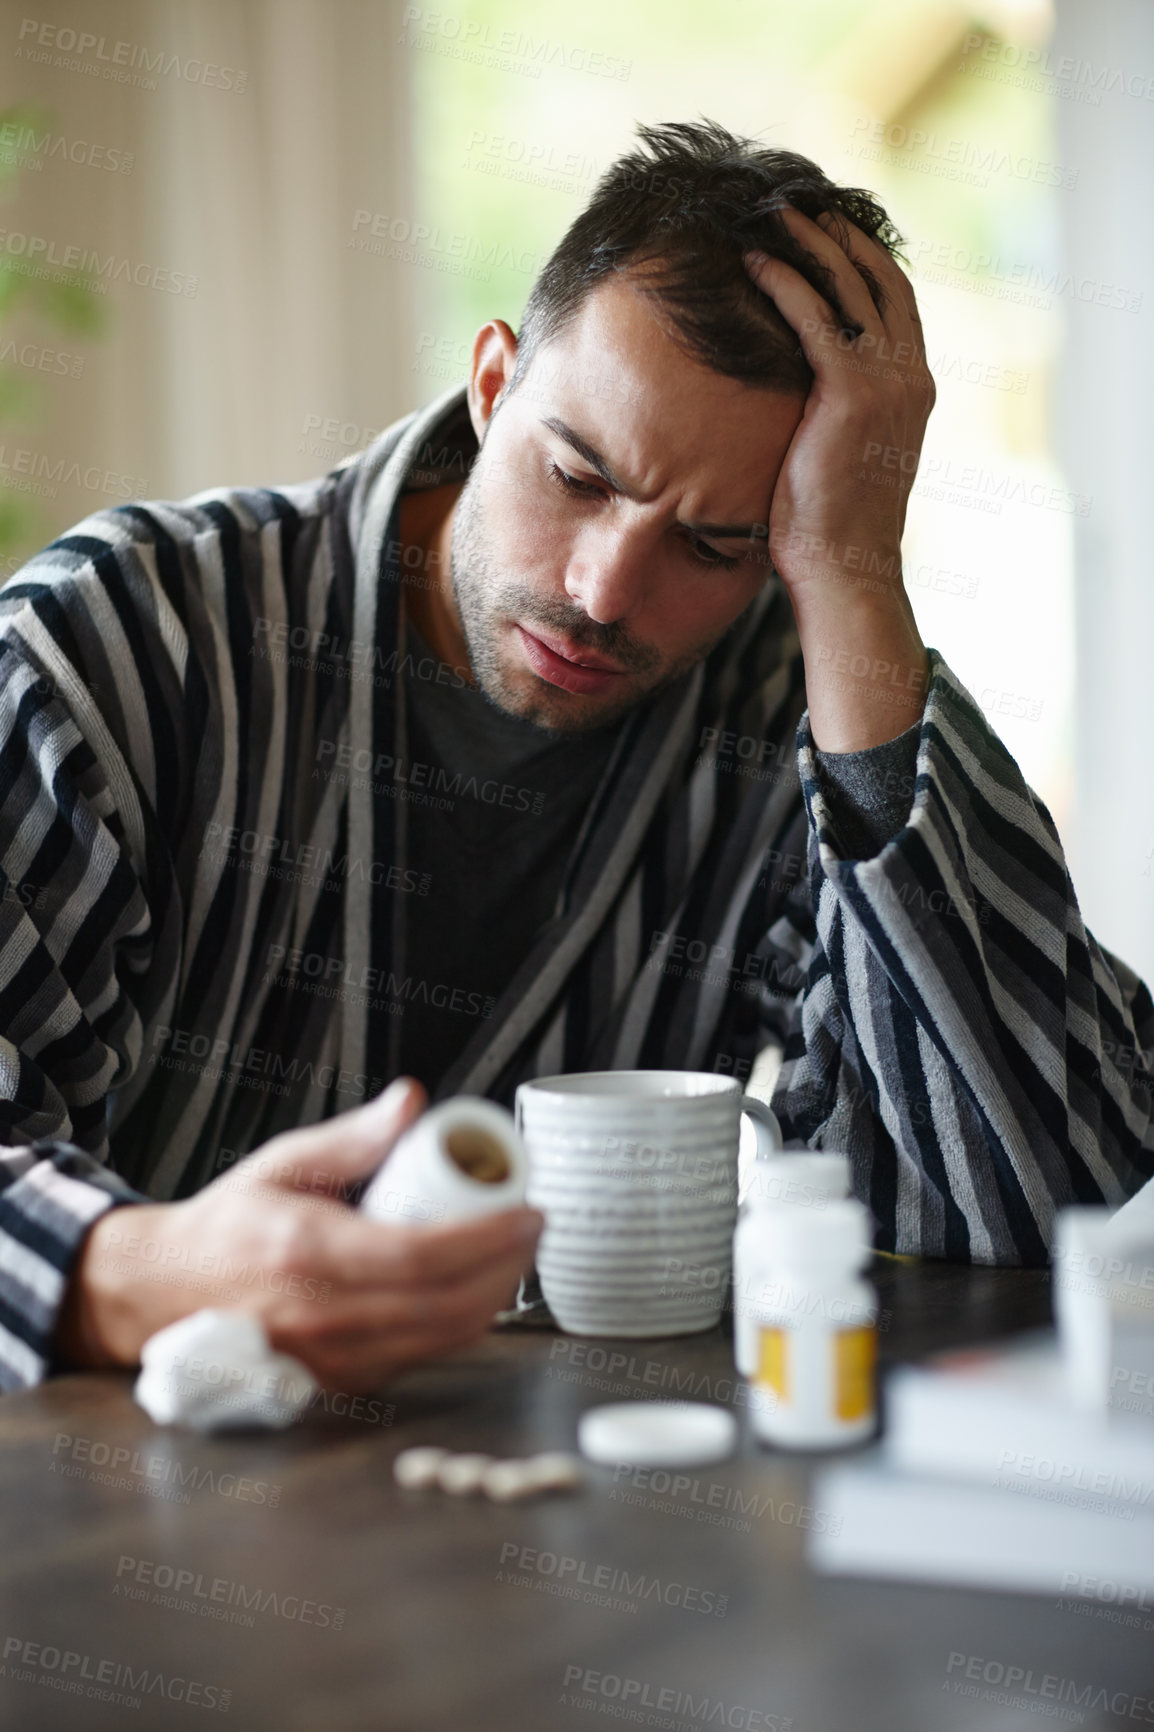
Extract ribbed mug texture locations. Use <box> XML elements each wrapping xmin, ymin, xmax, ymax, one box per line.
<box><xmin>517</xmin><ymin>1073</ymin><xmax>743</xmax><ymax>1338</ymax></box>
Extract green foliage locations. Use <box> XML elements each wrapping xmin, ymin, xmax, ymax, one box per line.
<box><xmin>0</xmin><ymin>103</ymin><xmax>108</xmax><ymax>556</ymax></box>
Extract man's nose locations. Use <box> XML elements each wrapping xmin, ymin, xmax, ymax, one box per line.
<box><xmin>563</xmin><ymin>522</ymin><xmax>650</xmax><ymax>624</ymax></box>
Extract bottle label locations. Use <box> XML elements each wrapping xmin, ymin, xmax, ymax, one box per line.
<box><xmin>757</xmin><ymin>1327</ymin><xmax>788</xmax><ymax>1401</ymax></box>
<box><xmin>834</xmin><ymin>1326</ymin><xmax>877</xmax><ymax>1421</ymax></box>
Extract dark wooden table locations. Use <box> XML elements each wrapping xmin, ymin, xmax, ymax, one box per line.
<box><xmin>1</xmin><ymin>1260</ymin><xmax>1150</xmax><ymax>1731</ymax></box>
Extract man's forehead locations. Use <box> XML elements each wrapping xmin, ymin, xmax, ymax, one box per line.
<box><xmin>512</xmin><ymin>277</ymin><xmax>806</xmax><ymax>501</ymax></box>
<box><xmin>525</xmin><ymin>273</ymin><xmax>702</xmax><ymax>401</ymax></box>
<box><xmin>519</xmin><ymin>274</ymin><xmax>803</xmax><ymax>426</ymax></box>
<box><xmin>512</xmin><ymin>279</ymin><xmax>659</xmax><ymax>417</ymax></box>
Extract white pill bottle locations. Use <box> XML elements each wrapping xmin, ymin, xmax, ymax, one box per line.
<box><xmin>749</xmin><ymin>1198</ymin><xmax>877</xmax><ymax>1450</ymax></box>
<box><xmin>359</xmin><ymin>1097</ymin><xmax>526</xmax><ymax>1226</ymax></box>
<box><xmin>732</xmin><ymin>1152</ymin><xmax>851</xmax><ymax>1377</ymax></box>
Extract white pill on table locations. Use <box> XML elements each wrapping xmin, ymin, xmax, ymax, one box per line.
<box><xmin>480</xmin><ymin>1460</ymin><xmax>540</xmax><ymax>1502</ymax></box>
<box><xmin>437</xmin><ymin>1452</ymin><xmax>494</xmax><ymax>1495</ymax></box>
<box><xmin>525</xmin><ymin>1452</ymin><xmax>585</xmax><ymax>1492</ymax></box>
<box><xmin>393</xmin><ymin>1446</ymin><xmax>450</xmax><ymax>1489</ymax></box>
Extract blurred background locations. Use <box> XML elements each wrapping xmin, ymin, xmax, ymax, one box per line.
<box><xmin>2</xmin><ymin>0</ymin><xmax>1152</xmax><ymax>977</ymax></box>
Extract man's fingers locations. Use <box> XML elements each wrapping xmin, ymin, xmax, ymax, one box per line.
<box><xmin>759</xmin><ymin>206</ymin><xmax>886</xmax><ymax>339</ymax></box>
<box><xmin>742</xmin><ymin>254</ymin><xmax>859</xmax><ymax>380</ymax></box>
<box><xmin>746</xmin><ymin>221</ymin><xmax>930</xmax><ymax>402</ymax></box>
<box><xmin>241</xmin><ymin>1076</ymin><xmax>428</xmax><ymax>1196</ymax></box>
<box><xmin>766</xmin><ymin>205</ymin><xmax>924</xmax><ymax>358</ymax></box>
<box><xmin>314</xmin><ymin>1204</ymin><xmax>544</xmax><ymax>1289</ymax></box>
<box><xmin>263</xmin><ymin>1242</ymin><xmax>536</xmax><ymax>1387</ymax></box>
<box><xmin>297</xmin><ymin>1244</ymin><xmax>530</xmax><ymax>1344</ymax></box>
<box><xmin>814</xmin><ymin>208</ymin><xmax>923</xmax><ymax>337</ymax></box>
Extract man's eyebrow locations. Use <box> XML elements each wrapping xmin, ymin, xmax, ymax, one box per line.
<box><xmin>540</xmin><ymin>415</ymin><xmax>768</xmax><ymax>541</ymax></box>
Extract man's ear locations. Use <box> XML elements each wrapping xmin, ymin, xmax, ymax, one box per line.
<box><xmin>466</xmin><ymin>320</ymin><xmax>518</xmax><ymax>445</ymax></box>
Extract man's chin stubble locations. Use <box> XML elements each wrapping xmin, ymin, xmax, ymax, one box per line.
<box><xmin>472</xmin><ymin>648</ymin><xmax>647</xmax><ymax>737</ymax></box>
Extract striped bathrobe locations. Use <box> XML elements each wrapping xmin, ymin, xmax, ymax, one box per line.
<box><xmin>0</xmin><ymin>382</ymin><xmax>1150</xmax><ymax>1388</ymax></box>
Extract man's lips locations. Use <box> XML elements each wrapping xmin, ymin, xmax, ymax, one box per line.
<box><xmin>524</xmin><ymin>626</ymin><xmax>623</xmax><ymax>672</ymax></box>
<box><xmin>514</xmin><ymin>624</ymin><xmax>627</xmax><ymax>696</ymax></box>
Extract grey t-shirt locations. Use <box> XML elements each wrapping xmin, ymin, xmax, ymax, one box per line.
<box><xmin>395</xmin><ymin>618</ymin><xmax>619</xmax><ymax>1092</ymax></box>
<box><xmin>394</xmin><ymin>618</ymin><xmax>921</xmax><ymax>1093</ymax></box>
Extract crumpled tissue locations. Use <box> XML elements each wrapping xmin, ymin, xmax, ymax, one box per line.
<box><xmin>133</xmin><ymin>1308</ymin><xmax>319</xmax><ymax>1431</ymax></box>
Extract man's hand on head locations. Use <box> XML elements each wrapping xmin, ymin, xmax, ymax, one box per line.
<box><xmin>53</xmin><ymin>1078</ymin><xmax>544</xmax><ymax>1392</ymax></box>
<box><xmin>744</xmin><ymin>209</ymin><xmax>934</xmax><ymax>752</ymax></box>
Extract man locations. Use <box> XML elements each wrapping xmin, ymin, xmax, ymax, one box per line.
<box><xmin>0</xmin><ymin>120</ymin><xmax>1150</xmax><ymax>1394</ymax></box>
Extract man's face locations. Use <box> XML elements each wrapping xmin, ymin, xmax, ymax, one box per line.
<box><xmin>450</xmin><ymin>274</ymin><xmax>807</xmax><ymax>734</ymax></box>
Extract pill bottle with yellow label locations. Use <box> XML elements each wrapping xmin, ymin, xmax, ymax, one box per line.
<box><xmin>732</xmin><ymin>1151</ymin><xmax>851</xmax><ymax>1377</ymax></box>
<box><xmin>750</xmin><ymin>1199</ymin><xmax>877</xmax><ymax>1450</ymax></box>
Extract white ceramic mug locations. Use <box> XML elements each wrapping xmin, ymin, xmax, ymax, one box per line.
<box><xmin>515</xmin><ymin>1070</ymin><xmax>781</xmax><ymax>1338</ymax></box>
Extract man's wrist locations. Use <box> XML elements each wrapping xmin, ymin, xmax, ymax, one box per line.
<box><xmin>52</xmin><ymin>1203</ymin><xmax>165</xmax><ymax>1371</ymax></box>
<box><xmin>53</xmin><ymin>1212</ymin><xmax>119</xmax><ymax>1369</ymax></box>
<box><xmin>791</xmin><ymin>579</ymin><xmax>928</xmax><ymax>752</ymax></box>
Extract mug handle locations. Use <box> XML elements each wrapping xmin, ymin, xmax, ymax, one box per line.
<box><xmin>739</xmin><ymin>1093</ymin><xmax>782</xmax><ymax>1160</ymax></box>
<box><xmin>510</xmin><ymin>1086</ymin><xmax>543</xmax><ymax>1318</ymax></box>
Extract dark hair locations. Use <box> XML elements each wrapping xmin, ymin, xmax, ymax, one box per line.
<box><xmin>508</xmin><ymin>118</ymin><xmax>905</xmax><ymax>395</ymax></box>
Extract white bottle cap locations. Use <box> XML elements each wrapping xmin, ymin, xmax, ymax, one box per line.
<box><xmin>743</xmin><ymin>1152</ymin><xmax>851</xmax><ymax>1209</ymax></box>
<box><xmin>757</xmin><ymin>1197</ymin><xmax>873</xmax><ymax>1271</ymax></box>
<box><xmin>577</xmin><ymin>1401</ymin><xmax>737</xmax><ymax>1468</ymax></box>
